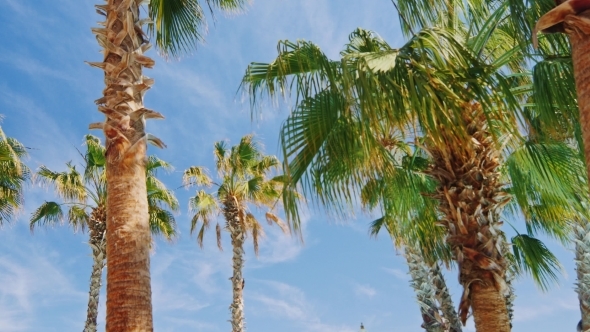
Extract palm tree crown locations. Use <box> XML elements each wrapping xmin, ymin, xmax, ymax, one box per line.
<box><xmin>183</xmin><ymin>135</ymin><xmax>292</xmax><ymax>332</ymax></box>
<box><xmin>0</xmin><ymin>120</ymin><xmax>30</xmax><ymax>225</ymax></box>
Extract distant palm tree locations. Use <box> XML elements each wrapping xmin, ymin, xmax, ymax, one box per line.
<box><xmin>183</xmin><ymin>135</ymin><xmax>294</xmax><ymax>332</ymax></box>
<box><xmin>30</xmin><ymin>135</ymin><xmax>178</xmax><ymax>332</ymax></box>
<box><xmin>86</xmin><ymin>1</ymin><xmax>249</xmax><ymax>329</ymax></box>
<box><xmin>0</xmin><ymin>120</ymin><xmax>30</xmax><ymax>224</ymax></box>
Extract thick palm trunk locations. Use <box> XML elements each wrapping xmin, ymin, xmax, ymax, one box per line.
<box><xmin>224</xmin><ymin>198</ymin><xmax>246</xmax><ymax>332</ymax></box>
<box><xmin>425</xmin><ymin>103</ymin><xmax>510</xmax><ymax>332</ymax></box>
<box><xmin>574</xmin><ymin>223</ymin><xmax>590</xmax><ymax>331</ymax></box>
<box><xmin>567</xmin><ymin>12</ymin><xmax>590</xmax><ymax>332</ymax></box>
<box><xmin>84</xmin><ymin>206</ymin><xmax>107</xmax><ymax>332</ymax></box>
<box><xmin>90</xmin><ymin>0</ymin><xmax>157</xmax><ymax>330</ymax></box>
<box><xmin>405</xmin><ymin>245</ymin><xmax>445</xmax><ymax>332</ymax></box>
<box><xmin>568</xmin><ymin>13</ymin><xmax>590</xmax><ymax>185</ymax></box>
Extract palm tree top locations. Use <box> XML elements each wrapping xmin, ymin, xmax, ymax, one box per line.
<box><xmin>184</xmin><ymin>135</ymin><xmax>298</xmax><ymax>250</ymax></box>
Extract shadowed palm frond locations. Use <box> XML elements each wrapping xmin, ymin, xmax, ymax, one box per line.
<box><xmin>30</xmin><ymin>201</ymin><xmax>65</xmax><ymax>229</ymax></box>
<box><xmin>511</xmin><ymin>233</ymin><xmax>561</xmax><ymax>291</ymax></box>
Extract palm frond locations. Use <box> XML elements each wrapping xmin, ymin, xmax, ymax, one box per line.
<box><xmin>30</xmin><ymin>201</ymin><xmax>65</xmax><ymax>230</ymax></box>
<box><xmin>511</xmin><ymin>234</ymin><xmax>562</xmax><ymax>291</ymax></box>
<box><xmin>35</xmin><ymin>164</ymin><xmax>87</xmax><ymax>203</ymax></box>
<box><xmin>183</xmin><ymin>166</ymin><xmax>213</xmax><ymax>187</ymax></box>
<box><xmin>188</xmin><ymin>189</ymin><xmax>218</xmax><ymax>247</ymax></box>
<box><xmin>149</xmin><ymin>205</ymin><xmax>177</xmax><ymax>241</ymax></box>
<box><xmin>148</xmin><ymin>0</ymin><xmax>207</xmax><ymax>58</ymax></box>
<box><xmin>67</xmin><ymin>205</ymin><xmax>89</xmax><ymax>231</ymax></box>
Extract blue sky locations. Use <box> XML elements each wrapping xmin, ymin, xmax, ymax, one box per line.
<box><xmin>0</xmin><ymin>0</ymin><xmax>582</xmax><ymax>331</ymax></box>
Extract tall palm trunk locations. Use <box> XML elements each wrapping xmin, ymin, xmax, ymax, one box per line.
<box><xmin>90</xmin><ymin>0</ymin><xmax>157</xmax><ymax>330</ymax></box>
<box><xmin>425</xmin><ymin>103</ymin><xmax>511</xmax><ymax>332</ymax></box>
<box><xmin>574</xmin><ymin>222</ymin><xmax>590</xmax><ymax>331</ymax></box>
<box><xmin>84</xmin><ymin>205</ymin><xmax>107</xmax><ymax>332</ymax></box>
<box><xmin>568</xmin><ymin>11</ymin><xmax>590</xmax><ymax>185</ymax></box>
<box><xmin>404</xmin><ymin>245</ymin><xmax>445</xmax><ymax>332</ymax></box>
<box><xmin>224</xmin><ymin>197</ymin><xmax>246</xmax><ymax>332</ymax></box>
<box><xmin>565</xmin><ymin>7</ymin><xmax>590</xmax><ymax>331</ymax></box>
<box><xmin>536</xmin><ymin>4</ymin><xmax>590</xmax><ymax>329</ymax></box>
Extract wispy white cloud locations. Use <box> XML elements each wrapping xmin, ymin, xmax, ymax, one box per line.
<box><xmin>354</xmin><ymin>283</ymin><xmax>377</xmax><ymax>298</ymax></box>
<box><xmin>0</xmin><ymin>53</ymin><xmax>75</xmax><ymax>82</ymax></box>
<box><xmin>250</xmin><ymin>280</ymin><xmax>356</xmax><ymax>332</ymax></box>
<box><xmin>0</xmin><ymin>233</ymin><xmax>87</xmax><ymax>331</ymax></box>
<box><xmin>514</xmin><ymin>294</ymin><xmax>578</xmax><ymax>323</ymax></box>
<box><xmin>383</xmin><ymin>267</ymin><xmax>410</xmax><ymax>281</ymax></box>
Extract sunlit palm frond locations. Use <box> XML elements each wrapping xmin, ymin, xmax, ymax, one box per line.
<box><xmin>504</xmin><ymin>140</ymin><xmax>587</xmax><ymax>241</ymax></box>
<box><xmin>36</xmin><ymin>164</ymin><xmax>87</xmax><ymax>203</ymax></box>
<box><xmin>188</xmin><ymin>189</ymin><xmax>218</xmax><ymax>247</ymax></box>
<box><xmin>149</xmin><ymin>206</ymin><xmax>177</xmax><ymax>241</ymax></box>
<box><xmin>242</xmin><ymin>40</ymin><xmax>339</xmax><ymax>110</ymax></box>
<box><xmin>183</xmin><ymin>166</ymin><xmax>213</xmax><ymax>188</ymax></box>
<box><xmin>68</xmin><ymin>205</ymin><xmax>89</xmax><ymax>232</ymax></box>
<box><xmin>245</xmin><ymin>212</ymin><xmax>263</xmax><ymax>255</ymax></box>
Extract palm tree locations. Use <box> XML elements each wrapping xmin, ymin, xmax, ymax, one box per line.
<box><xmin>392</xmin><ymin>0</ymin><xmax>590</xmax><ymax>329</ymax></box>
<box><xmin>85</xmin><ymin>0</ymin><xmax>249</xmax><ymax>329</ymax></box>
<box><xmin>534</xmin><ymin>0</ymin><xmax>590</xmax><ymax>175</ymax></box>
<box><xmin>0</xmin><ymin>120</ymin><xmax>30</xmax><ymax>224</ymax></box>
<box><xmin>183</xmin><ymin>135</ymin><xmax>294</xmax><ymax>332</ymax></box>
<box><xmin>241</xmin><ymin>8</ymin><xmax>582</xmax><ymax>329</ymax></box>
<box><xmin>30</xmin><ymin>135</ymin><xmax>178</xmax><ymax>332</ymax></box>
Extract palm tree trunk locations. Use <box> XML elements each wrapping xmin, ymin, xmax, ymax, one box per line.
<box><xmin>84</xmin><ymin>238</ymin><xmax>106</xmax><ymax>332</ymax></box>
<box><xmin>90</xmin><ymin>0</ymin><xmax>156</xmax><ymax>330</ymax></box>
<box><xmin>84</xmin><ymin>206</ymin><xmax>107</xmax><ymax>332</ymax></box>
<box><xmin>567</xmin><ymin>12</ymin><xmax>590</xmax><ymax>332</ymax></box>
<box><xmin>430</xmin><ymin>264</ymin><xmax>462</xmax><ymax>332</ymax></box>
<box><xmin>568</xmin><ymin>10</ymin><xmax>590</xmax><ymax>186</ymax></box>
<box><xmin>425</xmin><ymin>103</ymin><xmax>510</xmax><ymax>332</ymax></box>
<box><xmin>470</xmin><ymin>281</ymin><xmax>511</xmax><ymax>332</ymax></box>
<box><xmin>574</xmin><ymin>222</ymin><xmax>590</xmax><ymax>331</ymax></box>
<box><xmin>224</xmin><ymin>198</ymin><xmax>246</xmax><ymax>332</ymax></box>
<box><xmin>405</xmin><ymin>245</ymin><xmax>445</xmax><ymax>332</ymax></box>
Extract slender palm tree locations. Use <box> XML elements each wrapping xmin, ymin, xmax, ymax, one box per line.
<box><xmin>0</xmin><ymin>120</ymin><xmax>30</xmax><ymax>224</ymax></box>
<box><xmin>86</xmin><ymin>1</ymin><xmax>249</xmax><ymax>330</ymax></box>
<box><xmin>183</xmin><ymin>135</ymin><xmax>294</xmax><ymax>332</ymax></box>
<box><xmin>30</xmin><ymin>135</ymin><xmax>178</xmax><ymax>332</ymax></box>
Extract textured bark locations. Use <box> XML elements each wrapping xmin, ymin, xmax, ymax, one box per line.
<box><xmin>574</xmin><ymin>223</ymin><xmax>590</xmax><ymax>332</ymax></box>
<box><xmin>569</xmin><ymin>16</ymin><xmax>590</xmax><ymax>187</ymax></box>
<box><xmin>223</xmin><ymin>197</ymin><xmax>246</xmax><ymax>332</ymax></box>
<box><xmin>405</xmin><ymin>246</ymin><xmax>445</xmax><ymax>332</ymax></box>
<box><xmin>431</xmin><ymin>264</ymin><xmax>462</xmax><ymax>332</ymax></box>
<box><xmin>105</xmin><ymin>157</ymin><xmax>152</xmax><ymax>332</ymax></box>
<box><xmin>471</xmin><ymin>281</ymin><xmax>511</xmax><ymax>332</ymax></box>
<box><xmin>424</xmin><ymin>103</ymin><xmax>510</xmax><ymax>331</ymax></box>
<box><xmin>566</xmin><ymin>12</ymin><xmax>590</xmax><ymax>332</ymax></box>
<box><xmin>90</xmin><ymin>0</ymin><xmax>157</xmax><ymax>330</ymax></box>
<box><xmin>84</xmin><ymin>206</ymin><xmax>107</xmax><ymax>332</ymax></box>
